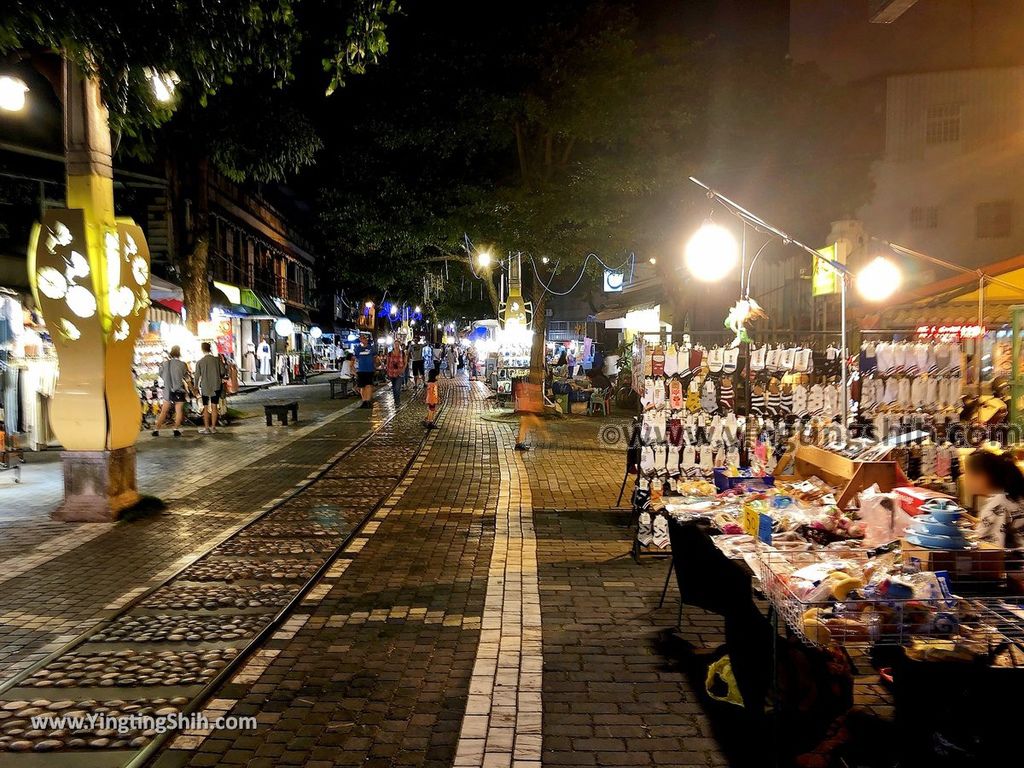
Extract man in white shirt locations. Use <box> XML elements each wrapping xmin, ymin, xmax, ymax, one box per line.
<box><xmin>195</xmin><ymin>341</ymin><xmax>225</xmax><ymax>434</ymax></box>
<box><xmin>153</xmin><ymin>346</ymin><xmax>189</xmax><ymax>437</ymax></box>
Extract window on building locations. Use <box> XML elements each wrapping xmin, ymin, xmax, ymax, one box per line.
<box><xmin>909</xmin><ymin>206</ymin><xmax>939</xmax><ymax>230</ymax></box>
<box><xmin>976</xmin><ymin>201</ymin><xmax>1013</xmax><ymax>239</ymax></box>
<box><xmin>925</xmin><ymin>105</ymin><xmax>960</xmax><ymax>145</ymax></box>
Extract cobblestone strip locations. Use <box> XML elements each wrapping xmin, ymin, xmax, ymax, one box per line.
<box><xmin>0</xmin><ymin>392</ymin><xmax>399</xmax><ymax>683</ymax></box>
<box><xmin>453</xmin><ymin>428</ymin><xmax>542</xmax><ymax>768</ymax></box>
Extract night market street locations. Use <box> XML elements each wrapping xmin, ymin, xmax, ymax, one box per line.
<box><xmin>4</xmin><ymin>2</ymin><xmax>1024</xmax><ymax>767</ymax></box>
<box><xmin>0</xmin><ymin>376</ymin><xmax>741</xmax><ymax>768</ymax></box>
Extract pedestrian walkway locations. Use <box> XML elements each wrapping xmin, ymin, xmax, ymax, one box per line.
<box><xmin>0</xmin><ymin>377</ymin><xmax>731</xmax><ymax>767</ymax></box>
<box><xmin>0</xmin><ymin>382</ymin><xmax>404</xmax><ymax>685</ymax></box>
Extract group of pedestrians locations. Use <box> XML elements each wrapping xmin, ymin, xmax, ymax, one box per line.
<box><xmin>347</xmin><ymin>334</ymin><xmax>469</xmax><ymax>427</ymax></box>
<box><xmin>152</xmin><ymin>342</ymin><xmax>227</xmax><ymax>437</ymax></box>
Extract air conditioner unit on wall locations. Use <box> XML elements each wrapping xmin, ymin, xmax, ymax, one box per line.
<box><xmin>870</xmin><ymin>0</ymin><xmax>919</xmax><ymax>23</ymax></box>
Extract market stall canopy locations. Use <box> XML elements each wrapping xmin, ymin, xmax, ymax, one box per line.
<box><xmin>0</xmin><ymin>254</ymin><xmax>31</xmax><ymax>292</ymax></box>
<box><xmin>149</xmin><ymin>274</ymin><xmax>183</xmax><ymax>302</ymax></box>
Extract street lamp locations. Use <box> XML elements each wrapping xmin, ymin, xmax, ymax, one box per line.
<box><xmin>684</xmin><ymin>221</ymin><xmax>739</xmax><ymax>282</ymax></box>
<box><xmin>144</xmin><ymin>68</ymin><xmax>180</xmax><ymax>103</ymax></box>
<box><xmin>0</xmin><ymin>75</ymin><xmax>29</xmax><ymax>112</ymax></box>
<box><xmin>856</xmin><ymin>256</ymin><xmax>901</xmax><ymax>303</ymax></box>
<box><xmin>477</xmin><ymin>250</ymin><xmax>492</xmax><ymax>269</ymax></box>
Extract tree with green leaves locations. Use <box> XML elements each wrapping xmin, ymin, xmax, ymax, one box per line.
<box><xmin>0</xmin><ymin>0</ymin><xmax>398</xmax><ymax>327</ymax></box>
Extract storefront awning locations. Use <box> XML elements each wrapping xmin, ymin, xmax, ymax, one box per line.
<box><xmin>252</xmin><ymin>290</ymin><xmax>286</xmax><ymax>318</ymax></box>
<box><xmin>285</xmin><ymin>306</ymin><xmax>312</xmax><ymax>326</ymax></box>
<box><xmin>594</xmin><ymin>277</ymin><xmax>665</xmax><ymax>322</ymax></box>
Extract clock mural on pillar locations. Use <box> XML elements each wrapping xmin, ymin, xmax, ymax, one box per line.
<box><xmin>29</xmin><ymin>211</ymin><xmax>152</xmax><ymax>451</ymax></box>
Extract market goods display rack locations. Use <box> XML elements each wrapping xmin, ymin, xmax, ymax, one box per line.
<box><xmin>758</xmin><ymin>549</ymin><xmax>1024</xmax><ymax>659</ymax></box>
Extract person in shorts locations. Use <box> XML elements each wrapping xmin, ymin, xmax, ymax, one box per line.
<box><xmin>410</xmin><ymin>337</ymin><xmax>426</xmax><ymax>387</ymax></box>
<box><xmin>195</xmin><ymin>341</ymin><xmax>225</xmax><ymax>434</ymax></box>
<box><xmin>356</xmin><ymin>332</ymin><xmax>376</xmax><ymax>408</ymax></box>
<box><xmin>153</xmin><ymin>345</ymin><xmax>189</xmax><ymax>437</ymax></box>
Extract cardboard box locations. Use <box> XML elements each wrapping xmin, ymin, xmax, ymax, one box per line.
<box><xmin>902</xmin><ymin>540</ymin><xmax>1006</xmax><ymax>580</ymax></box>
<box><xmin>894</xmin><ymin>486</ymin><xmax>954</xmax><ymax>517</ymax></box>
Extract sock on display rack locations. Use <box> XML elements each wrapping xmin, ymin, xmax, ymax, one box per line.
<box><xmin>637</xmin><ymin>511</ymin><xmax>653</xmax><ymax>546</ymax></box>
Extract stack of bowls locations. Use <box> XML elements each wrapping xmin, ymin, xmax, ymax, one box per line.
<box><xmin>906</xmin><ymin>499</ymin><xmax>967</xmax><ymax>549</ymax></box>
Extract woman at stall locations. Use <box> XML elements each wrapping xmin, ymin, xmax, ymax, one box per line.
<box><xmin>964</xmin><ymin>450</ymin><xmax>1024</xmax><ymax>549</ymax></box>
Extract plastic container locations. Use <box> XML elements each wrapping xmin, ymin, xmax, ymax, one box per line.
<box><xmin>712</xmin><ymin>468</ymin><xmax>775</xmax><ymax>493</ymax></box>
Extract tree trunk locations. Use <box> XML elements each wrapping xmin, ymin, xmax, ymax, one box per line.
<box><xmin>529</xmin><ymin>291</ymin><xmax>547</xmax><ymax>386</ymax></box>
<box><xmin>175</xmin><ymin>157</ymin><xmax>211</xmax><ymax>333</ymax></box>
<box><xmin>484</xmin><ymin>273</ymin><xmax>501</xmax><ymax>317</ymax></box>
<box><xmin>513</xmin><ymin>120</ymin><xmax>530</xmax><ymax>186</ymax></box>
<box><xmin>182</xmin><ymin>236</ymin><xmax>210</xmax><ymax>333</ymax></box>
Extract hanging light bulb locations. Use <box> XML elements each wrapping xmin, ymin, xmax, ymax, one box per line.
<box><xmin>684</xmin><ymin>221</ymin><xmax>739</xmax><ymax>282</ymax></box>
<box><xmin>856</xmin><ymin>257</ymin><xmax>902</xmax><ymax>302</ymax></box>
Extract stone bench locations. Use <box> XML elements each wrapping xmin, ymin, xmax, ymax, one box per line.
<box><xmin>329</xmin><ymin>377</ymin><xmax>353</xmax><ymax>399</ymax></box>
<box><xmin>264</xmin><ymin>401</ymin><xmax>299</xmax><ymax>426</ymax></box>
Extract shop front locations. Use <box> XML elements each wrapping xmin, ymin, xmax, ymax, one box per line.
<box><xmin>0</xmin><ymin>285</ymin><xmax>59</xmax><ymax>456</ymax></box>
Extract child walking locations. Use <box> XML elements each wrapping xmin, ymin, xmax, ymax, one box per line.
<box><xmin>424</xmin><ymin>368</ymin><xmax>439</xmax><ymax>429</ymax></box>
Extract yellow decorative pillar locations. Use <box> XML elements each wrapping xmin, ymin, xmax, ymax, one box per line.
<box><xmin>27</xmin><ymin>61</ymin><xmax>152</xmax><ymax>521</ymax></box>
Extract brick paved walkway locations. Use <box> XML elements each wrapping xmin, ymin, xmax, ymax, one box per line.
<box><xmin>0</xmin><ymin>381</ymin><xmax>404</xmax><ymax>684</ymax></box>
<box><xmin>1</xmin><ymin>378</ymin><xmax>742</xmax><ymax>767</ymax></box>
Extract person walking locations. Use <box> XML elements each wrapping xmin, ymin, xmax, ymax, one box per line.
<box><xmin>446</xmin><ymin>344</ymin><xmax>458</xmax><ymax>379</ymax></box>
<box><xmin>424</xmin><ymin>367</ymin><xmax>439</xmax><ymax>429</ymax></box>
<box><xmin>195</xmin><ymin>341</ymin><xmax>225</xmax><ymax>434</ymax></box>
<box><xmin>355</xmin><ymin>332</ymin><xmax>376</xmax><ymax>408</ymax></box>
<box><xmin>386</xmin><ymin>342</ymin><xmax>407</xmax><ymax>408</ymax></box>
<box><xmin>432</xmin><ymin>341</ymin><xmax>443</xmax><ymax>378</ymax></box>
<box><xmin>153</xmin><ymin>345</ymin><xmax>189</xmax><ymax>437</ymax></box>
<box><xmin>422</xmin><ymin>340</ymin><xmax>433</xmax><ymax>380</ymax></box>
<box><xmin>410</xmin><ymin>337</ymin><xmax>425</xmax><ymax>387</ymax></box>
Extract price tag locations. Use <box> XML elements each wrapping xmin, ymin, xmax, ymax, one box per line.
<box><xmin>741</xmin><ymin>503</ymin><xmax>759</xmax><ymax>537</ymax></box>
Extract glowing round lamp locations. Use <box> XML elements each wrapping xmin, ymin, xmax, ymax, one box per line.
<box><xmin>275</xmin><ymin>318</ymin><xmax>294</xmax><ymax>336</ymax></box>
<box><xmin>0</xmin><ymin>76</ymin><xmax>29</xmax><ymax>112</ymax></box>
<box><xmin>856</xmin><ymin>257</ymin><xmax>901</xmax><ymax>303</ymax></box>
<box><xmin>309</xmin><ymin>326</ymin><xmax>323</xmax><ymax>339</ymax></box>
<box><xmin>477</xmin><ymin>251</ymin><xmax>492</xmax><ymax>268</ymax></box>
<box><xmin>684</xmin><ymin>222</ymin><xmax>739</xmax><ymax>282</ymax></box>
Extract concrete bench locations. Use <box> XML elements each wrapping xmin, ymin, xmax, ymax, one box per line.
<box><xmin>264</xmin><ymin>401</ymin><xmax>299</xmax><ymax>426</ymax></box>
<box><xmin>329</xmin><ymin>377</ymin><xmax>353</xmax><ymax>399</ymax></box>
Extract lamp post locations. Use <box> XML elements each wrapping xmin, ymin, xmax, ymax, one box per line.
<box><xmin>687</xmin><ymin>177</ymin><xmax>873</xmax><ymax>433</ymax></box>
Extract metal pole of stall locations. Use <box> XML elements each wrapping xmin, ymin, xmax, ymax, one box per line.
<box><xmin>978</xmin><ymin>274</ymin><xmax>985</xmax><ymax>396</ymax></box>
<box><xmin>840</xmin><ymin>274</ymin><xmax>849</xmax><ymax>433</ymax></box>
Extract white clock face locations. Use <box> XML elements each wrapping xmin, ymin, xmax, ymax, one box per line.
<box><xmin>60</xmin><ymin>318</ymin><xmax>81</xmax><ymax>341</ymax></box>
<box><xmin>37</xmin><ymin>267</ymin><xmax>68</xmax><ymax>300</ymax></box>
<box><xmin>113</xmin><ymin>319</ymin><xmax>131</xmax><ymax>341</ymax></box>
<box><xmin>66</xmin><ymin>285</ymin><xmax>97</xmax><ymax>318</ymax></box>
<box><xmin>67</xmin><ymin>250</ymin><xmax>90</xmax><ymax>280</ymax></box>
<box><xmin>111</xmin><ymin>286</ymin><xmax>135</xmax><ymax>317</ymax></box>
<box><xmin>132</xmin><ymin>256</ymin><xmax>149</xmax><ymax>286</ymax></box>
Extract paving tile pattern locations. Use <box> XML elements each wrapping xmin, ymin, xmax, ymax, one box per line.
<box><xmin>0</xmin><ymin>385</ymin><xmax>430</xmax><ymax>758</ymax></box>
<box><xmin>157</xmin><ymin>379</ymin><xmax>503</xmax><ymax>768</ymax></box>
<box><xmin>0</xmin><ymin>387</ymin><xmax>392</xmax><ymax>683</ymax></box>
<box><xmin>521</xmin><ymin>419</ymin><xmax>729</xmax><ymax>767</ymax></box>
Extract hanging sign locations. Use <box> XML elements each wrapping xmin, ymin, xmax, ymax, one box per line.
<box><xmin>604</xmin><ymin>269</ymin><xmax>624</xmax><ymax>292</ymax></box>
<box><xmin>812</xmin><ymin>243</ymin><xmax>844</xmax><ymax>297</ymax></box>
